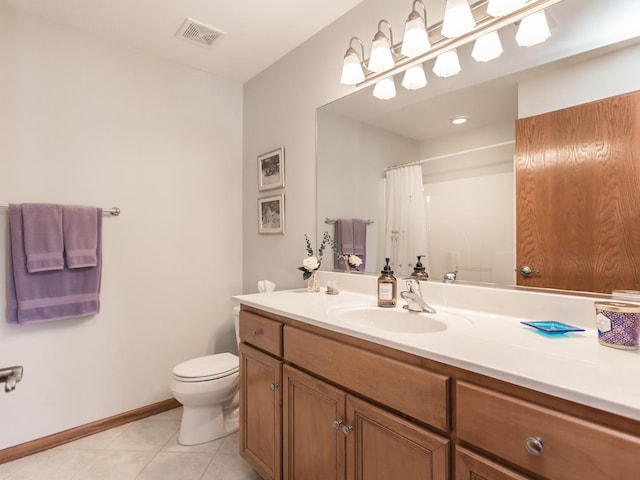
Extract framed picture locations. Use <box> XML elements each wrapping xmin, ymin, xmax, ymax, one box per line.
<box><xmin>258</xmin><ymin>147</ymin><xmax>285</xmax><ymax>191</ymax></box>
<box><xmin>258</xmin><ymin>194</ymin><xmax>285</xmax><ymax>234</ymax></box>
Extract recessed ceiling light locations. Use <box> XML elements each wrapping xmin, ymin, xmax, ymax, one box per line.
<box><xmin>451</xmin><ymin>115</ymin><xmax>470</xmax><ymax>125</ymax></box>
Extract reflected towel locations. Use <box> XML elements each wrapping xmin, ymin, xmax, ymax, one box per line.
<box><xmin>64</xmin><ymin>205</ymin><xmax>98</xmax><ymax>268</ymax></box>
<box><xmin>21</xmin><ymin>203</ymin><xmax>64</xmax><ymax>273</ymax></box>
<box><xmin>338</xmin><ymin>219</ymin><xmax>354</xmax><ymax>254</ymax></box>
<box><xmin>352</xmin><ymin>219</ymin><xmax>367</xmax><ymax>271</ymax></box>
<box><xmin>7</xmin><ymin>204</ymin><xmax>102</xmax><ymax>324</ymax></box>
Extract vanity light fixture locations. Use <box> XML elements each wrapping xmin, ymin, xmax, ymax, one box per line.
<box><xmin>471</xmin><ymin>30</ymin><xmax>503</xmax><ymax>62</ymax></box>
<box><xmin>515</xmin><ymin>10</ymin><xmax>551</xmax><ymax>47</ymax></box>
<box><xmin>401</xmin><ymin>64</ymin><xmax>428</xmax><ymax>90</ymax></box>
<box><xmin>487</xmin><ymin>0</ymin><xmax>527</xmax><ymax>17</ymax></box>
<box><xmin>433</xmin><ymin>49</ymin><xmax>461</xmax><ymax>78</ymax></box>
<box><xmin>373</xmin><ymin>77</ymin><xmax>397</xmax><ymax>100</ymax></box>
<box><xmin>340</xmin><ymin>37</ymin><xmax>367</xmax><ymax>85</ymax></box>
<box><xmin>401</xmin><ymin>0</ymin><xmax>431</xmax><ymax>58</ymax></box>
<box><xmin>367</xmin><ymin>20</ymin><xmax>395</xmax><ymax>73</ymax></box>
<box><xmin>451</xmin><ymin>115</ymin><xmax>470</xmax><ymax>125</ymax></box>
<box><xmin>340</xmin><ymin>0</ymin><xmax>564</xmax><ymax>99</ymax></box>
<box><xmin>441</xmin><ymin>0</ymin><xmax>476</xmax><ymax>38</ymax></box>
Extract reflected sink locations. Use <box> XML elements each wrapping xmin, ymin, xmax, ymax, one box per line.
<box><xmin>329</xmin><ymin>305</ymin><xmax>472</xmax><ymax>334</ymax></box>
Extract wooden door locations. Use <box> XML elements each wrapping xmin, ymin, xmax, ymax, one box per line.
<box><xmin>515</xmin><ymin>91</ymin><xmax>640</xmax><ymax>293</ymax></box>
<box><xmin>239</xmin><ymin>343</ymin><xmax>282</xmax><ymax>480</ymax></box>
<box><xmin>282</xmin><ymin>365</ymin><xmax>346</xmax><ymax>480</ymax></box>
<box><xmin>345</xmin><ymin>395</ymin><xmax>449</xmax><ymax>480</ymax></box>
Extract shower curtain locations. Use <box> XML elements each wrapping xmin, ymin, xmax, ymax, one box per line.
<box><xmin>383</xmin><ymin>164</ymin><xmax>428</xmax><ymax>278</ymax></box>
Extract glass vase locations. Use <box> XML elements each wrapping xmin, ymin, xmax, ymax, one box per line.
<box><xmin>307</xmin><ymin>271</ymin><xmax>320</xmax><ymax>292</ymax></box>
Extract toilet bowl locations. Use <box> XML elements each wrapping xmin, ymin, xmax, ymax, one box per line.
<box><xmin>170</xmin><ymin>307</ymin><xmax>241</xmax><ymax>445</ymax></box>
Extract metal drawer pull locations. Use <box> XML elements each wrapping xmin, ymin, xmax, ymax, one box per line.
<box><xmin>269</xmin><ymin>383</ymin><xmax>279</xmax><ymax>391</ymax></box>
<box><xmin>250</xmin><ymin>329</ymin><xmax>263</xmax><ymax>337</ymax></box>
<box><xmin>524</xmin><ymin>436</ymin><xmax>544</xmax><ymax>456</ymax></box>
<box><xmin>342</xmin><ymin>425</ymin><xmax>354</xmax><ymax>436</ymax></box>
<box><xmin>332</xmin><ymin>419</ymin><xmax>343</xmax><ymax>430</ymax></box>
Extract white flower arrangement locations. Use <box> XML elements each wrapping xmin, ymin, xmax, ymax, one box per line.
<box><xmin>343</xmin><ymin>254</ymin><xmax>362</xmax><ymax>271</ymax></box>
<box><xmin>298</xmin><ymin>232</ymin><xmax>337</xmax><ymax>280</ymax></box>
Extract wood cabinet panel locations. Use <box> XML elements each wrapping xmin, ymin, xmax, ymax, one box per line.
<box><xmin>240</xmin><ymin>310</ymin><xmax>283</xmax><ymax>356</ymax></box>
<box><xmin>346</xmin><ymin>395</ymin><xmax>449</xmax><ymax>480</ymax></box>
<box><xmin>455</xmin><ymin>447</ymin><xmax>532</xmax><ymax>480</ymax></box>
<box><xmin>239</xmin><ymin>343</ymin><xmax>282</xmax><ymax>480</ymax></box>
<box><xmin>284</xmin><ymin>326</ymin><xmax>449</xmax><ymax>431</ymax></box>
<box><xmin>282</xmin><ymin>365</ymin><xmax>346</xmax><ymax>480</ymax></box>
<box><xmin>456</xmin><ymin>381</ymin><xmax>640</xmax><ymax>480</ymax></box>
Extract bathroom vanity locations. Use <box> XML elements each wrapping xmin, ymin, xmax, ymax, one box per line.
<box><xmin>235</xmin><ymin>275</ymin><xmax>640</xmax><ymax>480</ymax></box>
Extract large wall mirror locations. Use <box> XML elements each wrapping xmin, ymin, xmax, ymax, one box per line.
<box><xmin>317</xmin><ymin>0</ymin><xmax>640</xmax><ymax>294</ymax></box>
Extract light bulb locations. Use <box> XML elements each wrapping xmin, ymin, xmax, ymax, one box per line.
<box><xmin>516</xmin><ymin>10</ymin><xmax>551</xmax><ymax>47</ymax></box>
<box><xmin>373</xmin><ymin>77</ymin><xmax>396</xmax><ymax>100</ymax></box>
<box><xmin>433</xmin><ymin>49</ymin><xmax>461</xmax><ymax>77</ymax></box>
<box><xmin>401</xmin><ymin>65</ymin><xmax>427</xmax><ymax>90</ymax></box>
<box><xmin>441</xmin><ymin>0</ymin><xmax>476</xmax><ymax>38</ymax></box>
<box><xmin>401</xmin><ymin>15</ymin><xmax>431</xmax><ymax>57</ymax></box>
<box><xmin>472</xmin><ymin>31</ymin><xmax>503</xmax><ymax>62</ymax></box>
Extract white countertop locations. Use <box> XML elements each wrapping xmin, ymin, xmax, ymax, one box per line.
<box><xmin>234</xmin><ymin>281</ymin><xmax>640</xmax><ymax>422</ymax></box>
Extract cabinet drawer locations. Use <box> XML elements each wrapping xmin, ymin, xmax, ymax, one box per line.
<box><xmin>284</xmin><ymin>326</ymin><xmax>449</xmax><ymax>431</ymax></box>
<box><xmin>455</xmin><ymin>446</ymin><xmax>531</xmax><ymax>480</ymax></box>
<box><xmin>240</xmin><ymin>310</ymin><xmax>283</xmax><ymax>357</ymax></box>
<box><xmin>456</xmin><ymin>381</ymin><xmax>640</xmax><ymax>480</ymax></box>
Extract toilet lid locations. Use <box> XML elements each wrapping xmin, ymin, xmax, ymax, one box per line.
<box><xmin>173</xmin><ymin>352</ymin><xmax>239</xmax><ymax>382</ymax></box>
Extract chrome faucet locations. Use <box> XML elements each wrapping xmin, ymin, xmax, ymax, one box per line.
<box><xmin>400</xmin><ymin>279</ymin><xmax>436</xmax><ymax>314</ymax></box>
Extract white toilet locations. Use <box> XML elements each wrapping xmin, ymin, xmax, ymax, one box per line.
<box><xmin>170</xmin><ymin>307</ymin><xmax>241</xmax><ymax>445</ymax></box>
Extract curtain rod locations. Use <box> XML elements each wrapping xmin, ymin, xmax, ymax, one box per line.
<box><xmin>385</xmin><ymin>140</ymin><xmax>515</xmax><ymax>172</ymax></box>
<box><xmin>0</xmin><ymin>205</ymin><xmax>121</xmax><ymax>216</ymax></box>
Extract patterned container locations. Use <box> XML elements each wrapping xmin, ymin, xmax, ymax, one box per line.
<box><xmin>594</xmin><ymin>301</ymin><xmax>640</xmax><ymax>350</ymax></box>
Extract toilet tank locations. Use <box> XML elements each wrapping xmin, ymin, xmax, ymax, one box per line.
<box><xmin>233</xmin><ymin>306</ymin><xmax>240</xmax><ymax>345</ymax></box>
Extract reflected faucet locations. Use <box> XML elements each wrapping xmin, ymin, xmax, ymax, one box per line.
<box><xmin>443</xmin><ymin>271</ymin><xmax>458</xmax><ymax>283</ymax></box>
<box><xmin>400</xmin><ymin>279</ymin><xmax>436</xmax><ymax>314</ymax></box>
<box><xmin>1</xmin><ymin>366</ymin><xmax>23</xmax><ymax>393</ymax></box>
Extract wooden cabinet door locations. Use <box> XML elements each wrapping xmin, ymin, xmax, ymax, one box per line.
<box><xmin>282</xmin><ymin>365</ymin><xmax>346</xmax><ymax>480</ymax></box>
<box><xmin>345</xmin><ymin>395</ymin><xmax>449</xmax><ymax>480</ymax></box>
<box><xmin>455</xmin><ymin>447</ymin><xmax>532</xmax><ymax>480</ymax></box>
<box><xmin>239</xmin><ymin>343</ymin><xmax>282</xmax><ymax>480</ymax></box>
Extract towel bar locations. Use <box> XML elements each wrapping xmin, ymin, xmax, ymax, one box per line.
<box><xmin>0</xmin><ymin>205</ymin><xmax>120</xmax><ymax>216</ymax></box>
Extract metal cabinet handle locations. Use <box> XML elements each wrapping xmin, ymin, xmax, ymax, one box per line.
<box><xmin>518</xmin><ymin>266</ymin><xmax>540</xmax><ymax>277</ymax></box>
<box><xmin>342</xmin><ymin>425</ymin><xmax>354</xmax><ymax>436</ymax></box>
<box><xmin>524</xmin><ymin>436</ymin><xmax>544</xmax><ymax>456</ymax></box>
<box><xmin>332</xmin><ymin>419</ymin><xmax>343</xmax><ymax>430</ymax></box>
<box><xmin>251</xmin><ymin>329</ymin><xmax>263</xmax><ymax>337</ymax></box>
<box><xmin>269</xmin><ymin>383</ymin><xmax>279</xmax><ymax>391</ymax></box>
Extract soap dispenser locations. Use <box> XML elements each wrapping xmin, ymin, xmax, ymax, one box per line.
<box><xmin>410</xmin><ymin>255</ymin><xmax>429</xmax><ymax>281</ymax></box>
<box><xmin>377</xmin><ymin>258</ymin><xmax>397</xmax><ymax>308</ymax></box>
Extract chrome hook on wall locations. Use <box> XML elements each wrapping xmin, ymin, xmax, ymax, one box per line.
<box><xmin>1</xmin><ymin>366</ymin><xmax>24</xmax><ymax>393</ymax></box>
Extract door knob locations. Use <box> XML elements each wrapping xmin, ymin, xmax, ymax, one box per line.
<box><xmin>342</xmin><ymin>425</ymin><xmax>354</xmax><ymax>436</ymax></box>
<box><xmin>518</xmin><ymin>266</ymin><xmax>540</xmax><ymax>277</ymax></box>
<box><xmin>332</xmin><ymin>419</ymin><xmax>343</xmax><ymax>430</ymax></box>
<box><xmin>269</xmin><ymin>383</ymin><xmax>279</xmax><ymax>391</ymax></box>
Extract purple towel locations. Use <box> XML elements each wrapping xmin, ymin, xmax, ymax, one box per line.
<box><xmin>339</xmin><ymin>219</ymin><xmax>354</xmax><ymax>254</ymax></box>
<box><xmin>63</xmin><ymin>205</ymin><xmax>98</xmax><ymax>268</ymax></box>
<box><xmin>7</xmin><ymin>204</ymin><xmax>102</xmax><ymax>324</ymax></box>
<box><xmin>352</xmin><ymin>219</ymin><xmax>367</xmax><ymax>271</ymax></box>
<box><xmin>21</xmin><ymin>203</ymin><xmax>64</xmax><ymax>273</ymax></box>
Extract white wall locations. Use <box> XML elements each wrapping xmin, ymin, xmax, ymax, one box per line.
<box><xmin>0</xmin><ymin>8</ymin><xmax>243</xmax><ymax>450</ymax></box>
<box><xmin>518</xmin><ymin>43</ymin><xmax>640</xmax><ymax>118</ymax></box>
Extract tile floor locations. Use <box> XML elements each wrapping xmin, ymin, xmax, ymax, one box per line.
<box><xmin>0</xmin><ymin>408</ymin><xmax>261</xmax><ymax>480</ymax></box>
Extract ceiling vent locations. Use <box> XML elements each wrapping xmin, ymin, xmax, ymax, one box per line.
<box><xmin>176</xmin><ymin>18</ymin><xmax>226</xmax><ymax>47</ymax></box>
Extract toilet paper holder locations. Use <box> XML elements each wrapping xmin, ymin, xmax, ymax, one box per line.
<box><xmin>1</xmin><ymin>365</ymin><xmax>23</xmax><ymax>393</ymax></box>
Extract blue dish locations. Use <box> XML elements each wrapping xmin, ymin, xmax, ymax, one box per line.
<box><xmin>520</xmin><ymin>321</ymin><xmax>585</xmax><ymax>333</ymax></box>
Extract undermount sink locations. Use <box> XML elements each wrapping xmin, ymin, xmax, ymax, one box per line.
<box><xmin>329</xmin><ymin>305</ymin><xmax>471</xmax><ymax>334</ymax></box>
